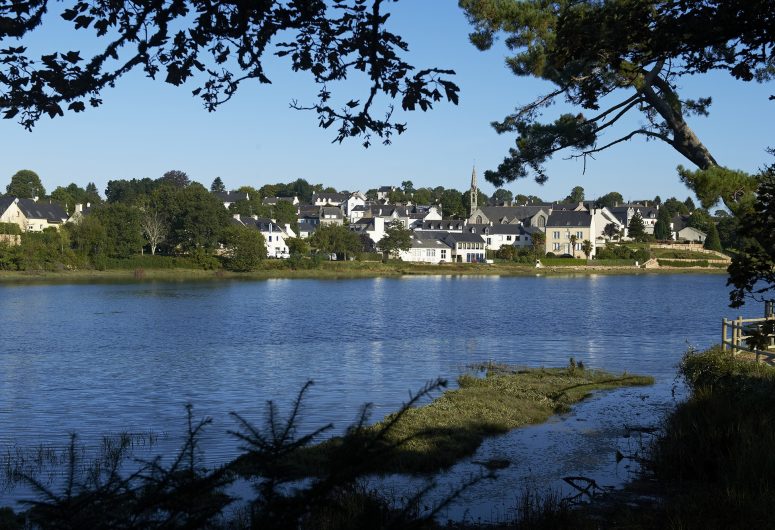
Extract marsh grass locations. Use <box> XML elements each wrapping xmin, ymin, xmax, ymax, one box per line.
<box><xmin>289</xmin><ymin>364</ymin><xmax>653</xmax><ymax>476</ymax></box>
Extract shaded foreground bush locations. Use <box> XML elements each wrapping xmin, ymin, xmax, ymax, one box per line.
<box><xmin>1</xmin><ymin>381</ymin><xmax>480</xmax><ymax>530</ymax></box>
<box><xmin>646</xmin><ymin>347</ymin><xmax>775</xmax><ymax>528</ymax></box>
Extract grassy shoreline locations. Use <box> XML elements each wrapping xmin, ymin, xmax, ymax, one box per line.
<box><xmin>0</xmin><ymin>260</ymin><xmax>726</xmax><ymax>284</ymax></box>
<box><xmin>234</xmin><ymin>363</ymin><xmax>654</xmax><ymax>477</ymax></box>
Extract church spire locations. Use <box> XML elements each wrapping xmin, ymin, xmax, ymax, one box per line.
<box><xmin>470</xmin><ymin>165</ymin><xmax>478</xmax><ymax>214</ymax></box>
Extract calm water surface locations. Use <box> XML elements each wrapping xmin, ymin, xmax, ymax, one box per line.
<box><xmin>0</xmin><ymin>274</ymin><xmax>757</xmax><ymax>512</ymax></box>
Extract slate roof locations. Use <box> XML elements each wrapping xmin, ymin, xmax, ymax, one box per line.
<box><xmin>443</xmin><ymin>232</ymin><xmax>486</xmax><ymax>244</ymax></box>
<box><xmin>16</xmin><ymin>198</ymin><xmax>68</xmax><ymax>223</ymax></box>
<box><xmin>474</xmin><ymin>205</ymin><xmax>546</xmax><ymax>223</ymax></box>
<box><xmin>409</xmin><ymin>235</ymin><xmax>451</xmax><ymax>249</ymax></box>
<box><xmin>298</xmin><ymin>205</ymin><xmax>320</xmax><ymax>218</ymax></box>
<box><xmin>297</xmin><ymin>222</ymin><xmax>318</xmax><ymax>234</ymax></box>
<box><xmin>312</xmin><ymin>192</ymin><xmax>347</xmax><ymax>203</ymax></box>
<box><xmin>240</xmin><ymin>216</ymin><xmax>286</xmax><ymax>233</ymax></box>
<box><xmin>321</xmin><ymin>206</ymin><xmax>343</xmax><ymax>217</ymax></box>
<box><xmin>609</xmin><ymin>204</ymin><xmax>659</xmax><ymax>219</ymax></box>
<box><xmin>378</xmin><ymin>186</ymin><xmax>394</xmax><ymax>192</ymax></box>
<box><xmin>262</xmin><ymin>196</ymin><xmax>295</xmax><ymax>205</ymax></box>
<box><xmin>0</xmin><ymin>196</ymin><xmax>15</xmax><ymax>214</ymax></box>
<box><xmin>671</xmin><ymin>214</ymin><xmax>689</xmax><ymax>231</ymax></box>
<box><xmin>368</xmin><ymin>205</ymin><xmax>411</xmax><ymax>217</ymax></box>
<box><xmin>418</xmin><ymin>220</ymin><xmax>466</xmax><ymax>231</ymax></box>
<box><xmin>466</xmin><ymin>223</ymin><xmax>526</xmax><ymax>235</ymax></box>
<box><xmin>215</xmin><ymin>191</ymin><xmax>248</xmax><ymax>203</ymax></box>
<box><xmin>546</xmin><ymin>210</ymin><xmax>593</xmax><ymax>228</ymax></box>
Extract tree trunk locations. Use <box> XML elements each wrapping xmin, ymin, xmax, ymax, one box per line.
<box><xmin>639</xmin><ymin>73</ymin><xmax>718</xmax><ymax>170</ymax></box>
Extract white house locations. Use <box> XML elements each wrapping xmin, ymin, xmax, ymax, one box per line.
<box><xmin>676</xmin><ymin>226</ymin><xmax>707</xmax><ymax>243</ymax></box>
<box><xmin>232</xmin><ymin>214</ymin><xmax>293</xmax><ymax>258</ymax></box>
<box><xmin>609</xmin><ymin>204</ymin><xmax>659</xmax><ymax>236</ymax></box>
<box><xmin>442</xmin><ymin>232</ymin><xmax>487</xmax><ymax>263</ymax></box>
<box><xmin>398</xmin><ymin>235</ymin><xmax>451</xmax><ymax>264</ymax></box>
<box><xmin>467</xmin><ymin>223</ymin><xmax>532</xmax><ymax>250</ymax></box>
<box><xmin>0</xmin><ymin>197</ymin><xmax>68</xmax><ymax>232</ymax></box>
<box><xmin>343</xmin><ymin>192</ymin><xmax>367</xmax><ymax>216</ymax></box>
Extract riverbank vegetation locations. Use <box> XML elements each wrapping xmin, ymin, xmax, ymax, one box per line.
<box><xmin>256</xmin><ymin>363</ymin><xmax>654</xmax><ymax>476</ymax></box>
<box><xmin>0</xmin><ymin>256</ymin><xmax>727</xmax><ymax>284</ymax></box>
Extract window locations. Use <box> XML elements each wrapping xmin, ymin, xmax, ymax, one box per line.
<box><xmin>506</xmin><ymin>235</ymin><xmax>512</xmax><ymax>241</ymax></box>
<box><xmin>268</xmin><ymin>235</ymin><xmax>273</xmax><ymax>242</ymax></box>
<box><xmin>476</xmin><ymin>215</ymin><xmax>483</xmax><ymax>224</ymax></box>
<box><xmin>553</xmin><ymin>231</ymin><xmax>560</xmax><ymax>239</ymax></box>
<box><xmin>426</xmin><ymin>249</ymin><xmax>435</xmax><ymax>257</ymax></box>
<box><xmin>441</xmin><ymin>249</ymin><xmax>447</xmax><ymax>259</ymax></box>
<box><xmin>553</xmin><ymin>243</ymin><xmax>560</xmax><ymax>251</ymax></box>
<box><xmin>576</xmin><ymin>231</ymin><xmax>583</xmax><ymax>239</ymax></box>
<box><xmin>486</xmin><ymin>237</ymin><xmax>491</xmax><ymax>245</ymax></box>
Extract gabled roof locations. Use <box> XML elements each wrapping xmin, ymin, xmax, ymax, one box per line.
<box><xmin>443</xmin><ymin>232</ymin><xmax>486</xmax><ymax>244</ymax></box>
<box><xmin>237</xmin><ymin>216</ymin><xmax>285</xmax><ymax>233</ymax></box>
<box><xmin>466</xmin><ymin>223</ymin><xmax>526</xmax><ymax>235</ymax></box>
<box><xmin>297</xmin><ymin>222</ymin><xmax>318</xmax><ymax>234</ymax></box>
<box><xmin>312</xmin><ymin>192</ymin><xmax>347</xmax><ymax>202</ymax></box>
<box><xmin>298</xmin><ymin>205</ymin><xmax>320</xmax><ymax>217</ymax></box>
<box><xmin>16</xmin><ymin>198</ymin><xmax>68</xmax><ymax>223</ymax></box>
<box><xmin>409</xmin><ymin>235</ymin><xmax>451</xmax><ymax>249</ymax></box>
<box><xmin>0</xmin><ymin>196</ymin><xmax>15</xmax><ymax>214</ymax></box>
<box><xmin>474</xmin><ymin>205</ymin><xmax>547</xmax><ymax>223</ymax></box>
<box><xmin>368</xmin><ymin>205</ymin><xmax>411</xmax><ymax>217</ymax></box>
<box><xmin>671</xmin><ymin>214</ymin><xmax>689</xmax><ymax>231</ymax></box>
<box><xmin>546</xmin><ymin>210</ymin><xmax>593</xmax><ymax>228</ymax></box>
<box><xmin>215</xmin><ymin>191</ymin><xmax>248</xmax><ymax>202</ymax></box>
<box><xmin>262</xmin><ymin>196</ymin><xmax>295</xmax><ymax>205</ymax></box>
<box><xmin>608</xmin><ymin>204</ymin><xmax>658</xmax><ymax>218</ymax></box>
<box><xmin>419</xmin><ymin>219</ymin><xmax>465</xmax><ymax>231</ymax></box>
<box><xmin>321</xmin><ymin>206</ymin><xmax>343</xmax><ymax>217</ymax></box>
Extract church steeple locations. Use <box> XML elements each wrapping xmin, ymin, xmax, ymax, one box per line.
<box><xmin>470</xmin><ymin>165</ymin><xmax>478</xmax><ymax>214</ymax></box>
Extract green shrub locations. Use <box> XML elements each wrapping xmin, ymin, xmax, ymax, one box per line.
<box><xmin>103</xmin><ymin>255</ymin><xmax>200</xmax><ymax>270</ymax></box>
<box><xmin>657</xmin><ymin>259</ymin><xmax>709</xmax><ymax>267</ymax></box>
<box><xmin>540</xmin><ymin>257</ymin><xmax>587</xmax><ymax>266</ymax></box>
<box><xmin>0</xmin><ymin>222</ymin><xmax>22</xmax><ymax>235</ymax></box>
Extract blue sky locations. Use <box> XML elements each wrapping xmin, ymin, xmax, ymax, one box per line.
<box><xmin>1</xmin><ymin>2</ymin><xmax>773</xmax><ymax>204</ymax></box>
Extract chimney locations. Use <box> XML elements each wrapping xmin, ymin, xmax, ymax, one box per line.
<box><xmin>75</xmin><ymin>203</ymin><xmax>83</xmax><ymax>213</ymax></box>
<box><xmin>252</xmin><ymin>214</ymin><xmax>258</xmax><ymax>220</ymax></box>
<box><xmin>232</xmin><ymin>213</ymin><xmax>240</xmax><ymax>220</ymax></box>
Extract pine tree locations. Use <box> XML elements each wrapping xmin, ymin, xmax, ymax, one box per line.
<box><xmin>628</xmin><ymin>212</ymin><xmax>646</xmax><ymax>241</ymax></box>
<box><xmin>704</xmin><ymin>223</ymin><xmax>722</xmax><ymax>252</ymax></box>
<box><xmin>654</xmin><ymin>207</ymin><xmax>672</xmax><ymax>240</ymax></box>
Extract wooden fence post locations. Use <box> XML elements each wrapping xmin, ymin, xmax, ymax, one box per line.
<box><xmin>722</xmin><ymin>318</ymin><xmax>728</xmax><ymax>351</ymax></box>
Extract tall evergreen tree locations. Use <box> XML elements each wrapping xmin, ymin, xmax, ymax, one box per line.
<box><xmin>210</xmin><ymin>177</ymin><xmax>226</xmax><ymax>193</ymax></box>
<box><xmin>704</xmin><ymin>223</ymin><xmax>722</xmax><ymax>252</ymax></box>
<box><xmin>654</xmin><ymin>207</ymin><xmax>672</xmax><ymax>240</ymax></box>
<box><xmin>628</xmin><ymin>212</ymin><xmax>646</xmax><ymax>241</ymax></box>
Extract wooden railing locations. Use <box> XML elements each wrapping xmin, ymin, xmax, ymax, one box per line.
<box><xmin>722</xmin><ymin>314</ymin><xmax>775</xmax><ymax>364</ymax></box>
